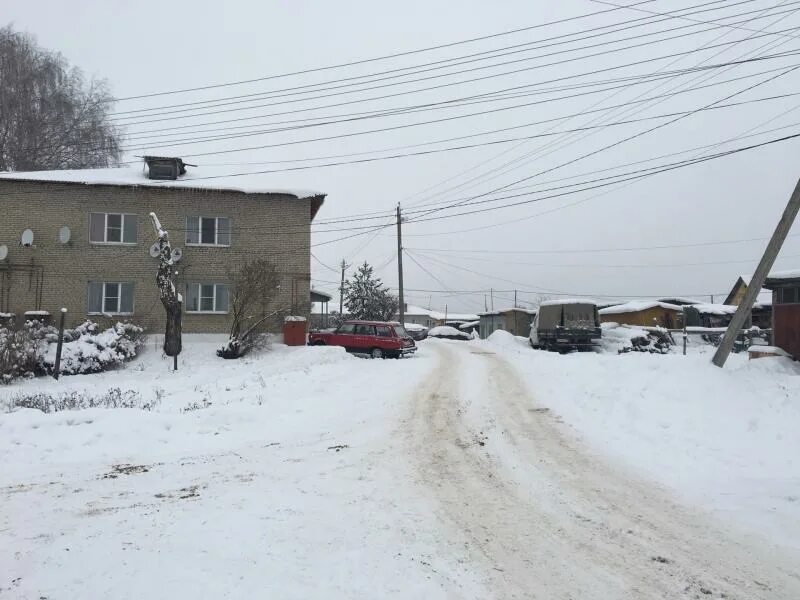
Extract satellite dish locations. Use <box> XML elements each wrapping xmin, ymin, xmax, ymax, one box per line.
<box><xmin>149</xmin><ymin>242</ymin><xmax>161</xmax><ymax>258</ymax></box>
<box><xmin>0</xmin><ymin>245</ymin><xmax>7</xmax><ymax>261</ymax></box>
<box><xmin>171</xmin><ymin>247</ymin><xmax>183</xmax><ymax>263</ymax></box>
<box><xmin>58</xmin><ymin>226</ymin><xmax>71</xmax><ymax>244</ymax></box>
<box><xmin>20</xmin><ymin>229</ymin><xmax>34</xmax><ymax>247</ymax></box>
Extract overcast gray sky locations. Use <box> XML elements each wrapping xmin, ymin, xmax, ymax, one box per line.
<box><xmin>6</xmin><ymin>0</ymin><xmax>800</xmax><ymax>312</ymax></box>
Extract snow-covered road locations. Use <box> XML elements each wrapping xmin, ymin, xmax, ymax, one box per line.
<box><xmin>1</xmin><ymin>337</ymin><xmax>798</xmax><ymax>598</ymax></box>
<box><xmin>406</xmin><ymin>340</ymin><xmax>800</xmax><ymax>598</ymax></box>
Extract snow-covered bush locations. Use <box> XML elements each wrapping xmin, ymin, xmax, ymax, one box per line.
<box><xmin>0</xmin><ymin>320</ymin><xmax>144</xmax><ymax>383</ymax></box>
<box><xmin>6</xmin><ymin>388</ymin><xmax>157</xmax><ymax>413</ymax></box>
<box><xmin>0</xmin><ymin>327</ymin><xmax>38</xmax><ymax>383</ymax></box>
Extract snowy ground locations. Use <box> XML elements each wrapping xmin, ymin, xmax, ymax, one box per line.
<box><xmin>2</xmin><ymin>334</ymin><xmax>799</xmax><ymax>598</ymax></box>
<box><xmin>483</xmin><ymin>330</ymin><xmax>800</xmax><ymax>552</ymax></box>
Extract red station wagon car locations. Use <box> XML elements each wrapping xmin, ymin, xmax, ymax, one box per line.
<box><xmin>308</xmin><ymin>320</ymin><xmax>417</xmax><ymax>359</ymax></box>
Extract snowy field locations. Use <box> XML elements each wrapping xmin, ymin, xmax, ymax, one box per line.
<box><xmin>1</xmin><ymin>333</ymin><xmax>799</xmax><ymax>598</ymax></box>
<box><xmin>483</xmin><ymin>330</ymin><xmax>800</xmax><ymax>551</ymax></box>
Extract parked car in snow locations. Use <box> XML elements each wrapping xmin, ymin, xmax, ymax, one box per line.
<box><xmin>404</xmin><ymin>323</ymin><xmax>429</xmax><ymax>341</ymax></box>
<box><xmin>427</xmin><ymin>325</ymin><xmax>472</xmax><ymax>340</ymax></box>
<box><xmin>530</xmin><ymin>300</ymin><xmax>601</xmax><ymax>352</ymax></box>
<box><xmin>308</xmin><ymin>320</ymin><xmax>416</xmax><ymax>358</ymax></box>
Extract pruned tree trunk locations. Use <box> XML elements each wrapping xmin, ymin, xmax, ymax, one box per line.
<box><xmin>149</xmin><ymin>212</ymin><xmax>182</xmax><ymax>357</ymax></box>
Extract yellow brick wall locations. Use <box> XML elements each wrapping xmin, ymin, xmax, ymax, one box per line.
<box><xmin>0</xmin><ymin>181</ymin><xmax>315</xmax><ymax>334</ymax></box>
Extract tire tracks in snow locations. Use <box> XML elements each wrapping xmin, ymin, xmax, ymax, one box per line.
<box><xmin>404</xmin><ymin>340</ymin><xmax>800</xmax><ymax>599</ymax></box>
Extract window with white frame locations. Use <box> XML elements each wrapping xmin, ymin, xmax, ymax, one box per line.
<box><xmin>88</xmin><ymin>282</ymin><xmax>135</xmax><ymax>314</ymax></box>
<box><xmin>89</xmin><ymin>213</ymin><xmax>138</xmax><ymax>244</ymax></box>
<box><xmin>186</xmin><ymin>216</ymin><xmax>231</xmax><ymax>246</ymax></box>
<box><xmin>186</xmin><ymin>283</ymin><xmax>230</xmax><ymax>313</ymax></box>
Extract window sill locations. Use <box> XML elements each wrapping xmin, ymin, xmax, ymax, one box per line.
<box><xmin>186</xmin><ymin>311</ymin><xmax>229</xmax><ymax>315</ymax></box>
<box><xmin>185</xmin><ymin>243</ymin><xmax>231</xmax><ymax>248</ymax></box>
<box><xmin>88</xmin><ymin>312</ymin><xmax>134</xmax><ymax>316</ymax></box>
<box><xmin>89</xmin><ymin>242</ymin><xmax>138</xmax><ymax>246</ymax></box>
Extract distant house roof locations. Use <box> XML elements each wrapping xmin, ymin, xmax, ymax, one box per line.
<box><xmin>0</xmin><ymin>165</ymin><xmax>327</xmax><ymax>218</ymax></box>
<box><xmin>539</xmin><ymin>298</ymin><xmax>598</xmax><ymax>307</ymax></box>
<box><xmin>765</xmin><ymin>269</ymin><xmax>800</xmax><ymax>286</ymax></box>
<box><xmin>310</xmin><ymin>289</ymin><xmax>333</xmax><ymax>303</ymax></box>
<box><xmin>657</xmin><ymin>297</ymin><xmax>703</xmax><ymax>306</ymax></box>
<box><xmin>686</xmin><ymin>303</ymin><xmax>738</xmax><ymax>316</ymax></box>
<box><xmin>599</xmin><ymin>300</ymin><xmax>682</xmax><ymax>316</ymax></box>
<box><xmin>402</xmin><ymin>304</ymin><xmax>479</xmax><ymax>321</ymax></box>
<box><xmin>478</xmin><ymin>307</ymin><xmax>537</xmax><ymax>317</ymax></box>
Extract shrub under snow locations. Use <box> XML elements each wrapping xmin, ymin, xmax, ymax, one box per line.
<box><xmin>6</xmin><ymin>388</ymin><xmax>156</xmax><ymax>413</ymax></box>
<box><xmin>0</xmin><ymin>320</ymin><xmax>144</xmax><ymax>383</ymax></box>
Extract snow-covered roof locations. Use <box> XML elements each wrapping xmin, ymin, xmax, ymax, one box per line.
<box><xmin>657</xmin><ymin>297</ymin><xmax>703</xmax><ymax>305</ymax></box>
<box><xmin>0</xmin><ymin>166</ymin><xmax>325</xmax><ymax>199</ymax></box>
<box><xmin>767</xmin><ymin>268</ymin><xmax>800</xmax><ymax>281</ymax></box>
<box><xmin>402</xmin><ymin>304</ymin><xmax>479</xmax><ymax>321</ymax></box>
<box><xmin>599</xmin><ymin>300</ymin><xmax>682</xmax><ymax>315</ymax></box>
<box><xmin>478</xmin><ymin>307</ymin><xmax>537</xmax><ymax>316</ymax></box>
<box><xmin>686</xmin><ymin>303</ymin><xmax>738</xmax><ymax>316</ymax></box>
<box><xmin>403</xmin><ymin>323</ymin><xmax>427</xmax><ymax>331</ymax></box>
<box><xmin>540</xmin><ymin>298</ymin><xmax>598</xmax><ymax>307</ymax></box>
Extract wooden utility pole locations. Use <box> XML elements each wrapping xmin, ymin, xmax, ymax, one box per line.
<box><xmin>712</xmin><ymin>177</ymin><xmax>800</xmax><ymax>367</ymax></box>
<box><xmin>339</xmin><ymin>259</ymin><xmax>348</xmax><ymax>315</ymax></box>
<box><xmin>397</xmin><ymin>203</ymin><xmax>405</xmax><ymax>326</ymax></box>
<box><xmin>490</xmin><ymin>288</ymin><xmax>495</xmax><ymax>311</ymax></box>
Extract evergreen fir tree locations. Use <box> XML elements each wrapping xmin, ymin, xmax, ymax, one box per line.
<box><xmin>343</xmin><ymin>262</ymin><xmax>399</xmax><ymax>321</ymax></box>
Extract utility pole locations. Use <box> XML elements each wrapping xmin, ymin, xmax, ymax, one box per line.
<box><xmin>712</xmin><ymin>177</ymin><xmax>800</xmax><ymax>367</ymax></box>
<box><xmin>491</xmin><ymin>288</ymin><xmax>495</xmax><ymax>311</ymax></box>
<box><xmin>397</xmin><ymin>203</ymin><xmax>405</xmax><ymax>326</ymax></box>
<box><xmin>339</xmin><ymin>259</ymin><xmax>348</xmax><ymax>315</ymax></box>
<box><xmin>484</xmin><ymin>295</ymin><xmax>488</xmax><ymax>311</ymax></box>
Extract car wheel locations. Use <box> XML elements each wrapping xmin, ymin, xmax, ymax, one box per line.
<box><xmin>312</xmin><ymin>340</ymin><xmax>325</xmax><ymax>346</ymax></box>
<box><xmin>371</xmin><ymin>347</ymin><xmax>384</xmax><ymax>359</ymax></box>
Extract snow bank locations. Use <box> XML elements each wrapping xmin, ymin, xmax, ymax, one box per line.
<box><xmin>483</xmin><ymin>336</ymin><xmax>800</xmax><ymax>549</ymax></box>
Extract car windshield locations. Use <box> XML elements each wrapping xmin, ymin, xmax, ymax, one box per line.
<box><xmin>393</xmin><ymin>325</ymin><xmax>409</xmax><ymax>337</ymax></box>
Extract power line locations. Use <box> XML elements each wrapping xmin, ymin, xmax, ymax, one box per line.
<box><xmin>111</xmin><ymin>0</ymin><xmax>777</xmax><ymax>121</ymax></box>
<box><xmin>399</xmin><ymin>0</ymin><xmax>798</xmax><ymax>212</ymax></box>
<box><xmin>110</xmin><ymin>0</ymin><xmax>664</xmax><ymax>102</ymax></box>
<box><xmin>115</xmin><ymin>19</ymin><xmax>800</xmax><ymax>134</ymax></box>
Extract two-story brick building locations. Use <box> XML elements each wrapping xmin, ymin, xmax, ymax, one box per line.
<box><xmin>0</xmin><ymin>159</ymin><xmax>326</xmax><ymax>333</ymax></box>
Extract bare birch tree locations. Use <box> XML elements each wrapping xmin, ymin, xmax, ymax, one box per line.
<box><xmin>0</xmin><ymin>24</ymin><xmax>122</xmax><ymax>171</ymax></box>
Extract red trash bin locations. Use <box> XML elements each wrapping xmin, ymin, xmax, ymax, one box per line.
<box><xmin>283</xmin><ymin>316</ymin><xmax>307</xmax><ymax>346</ymax></box>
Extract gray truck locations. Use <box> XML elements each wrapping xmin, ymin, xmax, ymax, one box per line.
<box><xmin>529</xmin><ymin>300</ymin><xmax>601</xmax><ymax>352</ymax></box>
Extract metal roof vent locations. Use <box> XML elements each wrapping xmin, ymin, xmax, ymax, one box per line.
<box><xmin>143</xmin><ymin>156</ymin><xmax>195</xmax><ymax>181</ymax></box>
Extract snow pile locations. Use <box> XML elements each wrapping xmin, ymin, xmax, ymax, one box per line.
<box><xmin>428</xmin><ymin>325</ymin><xmax>471</xmax><ymax>340</ymax></box>
<box><xmin>483</xmin><ymin>336</ymin><xmax>800</xmax><ymax>548</ymax></box>
<box><xmin>403</xmin><ymin>323</ymin><xmax>427</xmax><ymax>332</ymax></box>
<box><xmin>597</xmin><ymin>322</ymin><xmax>651</xmax><ymax>352</ymax></box>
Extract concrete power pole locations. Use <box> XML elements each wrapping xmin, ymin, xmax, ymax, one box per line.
<box><xmin>397</xmin><ymin>204</ymin><xmax>405</xmax><ymax>326</ymax></box>
<box><xmin>712</xmin><ymin>177</ymin><xmax>800</xmax><ymax>367</ymax></box>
